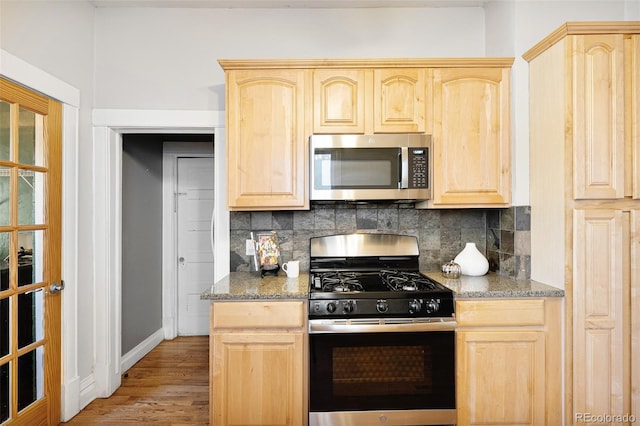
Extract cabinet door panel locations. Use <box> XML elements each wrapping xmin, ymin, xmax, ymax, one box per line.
<box><xmin>373</xmin><ymin>68</ymin><xmax>427</xmax><ymax>133</ymax></box>
<box><xmin>573</xmin><ymin>209</ymin><xmax>625</xmax><ymax>419</ymax></box>
<box><xmin>227</xmin><ymin>69</ymin><xmax>308</xmax><ymax>210</ymax></box>
<box><xmin>632</xmin><ymin>210</ymin><xmax>640</xmax><ymax>417</ymax></box>
<box><xmin>313</xmin><ymin>69</ymin><xmax>368</xmax><ymax>133</ymax></box>
<box><xmin>573</xmin><ymin>34</ymin><xmax>625</xmax><ymax>199</ymax></box>
<box><xmin>432</xmin><ymin>68</ymin><xmax>510</xmax><ymax>206</ymax></box>
<box><xmin>632</xmin><ymin>36</ymin><xmax>640</xmax><ymax>199</ymax></box>
<box><xmin>213</xmin><ymin>300</ymin><xmax>304</xmax><ymax>329</ymax></box>
<box><xmin>212</xmin><ymin>333</ymin><xmax>304</xmax><ymax>426</ymax></box>
<box><xmin>456</xmin><ymin>299</ymin><xmax>545</xmax><ymax>327</ymax></box>
<box><xmin>456</xmin><ymin>330</ymin><xmax>545</xmax><ymax>425</ymax></box>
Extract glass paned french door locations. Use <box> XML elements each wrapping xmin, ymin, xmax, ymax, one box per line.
<box><xmin>0</xmin><ymin>77</ymin><xmax>62</xmax><ymax>425</ymax></box>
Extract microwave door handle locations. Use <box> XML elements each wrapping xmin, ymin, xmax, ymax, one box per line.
<box><xmin>400</xmin><ymin>147</ymin><xmax>409</xmax><ymax>189</ymax></box>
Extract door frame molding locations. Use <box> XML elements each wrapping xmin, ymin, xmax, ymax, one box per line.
<box><xmin>0</xmin><ymin>49</ymin><xmax>81</xmax><ymax>422</ymax></box>
<box><xmin>162</xmin><ymin>142</ymin><xmax>214</xmax><ymax>340</ymax></box>
<box><xmin>91</xmin><ymin>109</ymin><xmax>228</xmax><ymax>399</ymax></box>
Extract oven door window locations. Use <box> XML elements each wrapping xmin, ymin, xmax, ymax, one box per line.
<box><xmin>309</xmin><ymin>331</ymin><xmax>455</xmax><ymax>411</ymax></box>
<box><xmin>313</xmin><ymin>148</ymin><xmax>400</xmax><ymax>190</ymax></box>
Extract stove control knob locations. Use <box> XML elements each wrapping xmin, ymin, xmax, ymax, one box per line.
<box><xmin>408</xmin><ymin>299</ymin><xmax>422</xmax><ymax>314</ymax></box>
<box><xmin>343</xmin><ymin>300</ymin><xmax>356</xmax><ymax>314</ymax></box>
<box><xmin>326</xmin><ymin>302</ymin><xmax>337</xmax><ymax>313</ymax></box>
<box><xmin>425</xmin><ymin>298</ymin><xmax>440</xmax><ymax>314</ymax></box>
<box><xmin>376</xmin><ymin>300</ymin><xmax>389</xmax><ymax>313</ymax></box>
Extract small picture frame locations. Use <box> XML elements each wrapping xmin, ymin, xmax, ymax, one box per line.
<box><xmin>255</xmin><ymin>231</ymin><xmax>281</xmax><ymax>276</ymax></box>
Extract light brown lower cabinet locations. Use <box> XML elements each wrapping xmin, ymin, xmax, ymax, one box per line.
<box><xmin>209</xmin><ymin>297</ymin><xmax>561</xmax><ymax>426</ymax></box>
<box><xmin>455</xmin><ymin>298</ymin><xmax>562</xmax><ymax>426</ymax></box>
<box><xmin>209</xmin><ymin>300</ymin><xmax>308</xmax><ymax>426</ymax></box>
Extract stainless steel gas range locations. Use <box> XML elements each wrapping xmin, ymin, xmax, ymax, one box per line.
<box><xmin>308</xmin><ymin>233</ymin><xmax>457</xmax><ymax>426</ymax></box>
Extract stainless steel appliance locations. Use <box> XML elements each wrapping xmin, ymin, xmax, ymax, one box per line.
<box><xmin>310</xmin><ymin>134</ymin><xmax>431</xmax><ymax>202</ymax></box>
<box><xmin>308</xmin><ymin>233</ymin><xmax>456</xmax><ymax>426</ymax></box>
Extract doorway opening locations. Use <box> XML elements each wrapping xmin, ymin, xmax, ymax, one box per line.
<box><xmin>121</xmin><ymin>133</ymin><xmax>213</xmax><ymax>371</ymax></box>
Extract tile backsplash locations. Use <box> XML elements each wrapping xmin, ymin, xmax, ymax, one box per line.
<box><xmin>230</xmin><ymin>204</ymin><xmax>531</xmax><ymax>280</ymax></box>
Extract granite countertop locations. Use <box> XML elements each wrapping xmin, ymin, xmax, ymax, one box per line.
<box><xmin>423</xmin><ymin>271</ymin><xmax>565</xmax><ymax>298</ymax></box>
<box><xmin>201</xmin><ymin>272</ymin><xmax>309</xmax><ymax>300</ymax></box>
<box><xmin>201</xmin><ymin>271</ymin><xmax>564</xmax><ymax>301</ymax></box>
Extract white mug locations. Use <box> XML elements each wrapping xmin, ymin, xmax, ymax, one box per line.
<box><xmin>282</xmin><ymin>260</ymin><xmax>300</xmax><ymax>278</ymax></box>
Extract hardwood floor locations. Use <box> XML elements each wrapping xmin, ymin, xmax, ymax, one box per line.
<box><xmin>62</xmin><ymin>336</ymin><xmax>209</xmax><ymax>425</ymax></box>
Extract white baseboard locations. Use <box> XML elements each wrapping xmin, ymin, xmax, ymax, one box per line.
<box><xmin>120</xmin><ymin>328</ymin><xmax>165</xmax><ymax>374</ymax></box>
<box><xmin>74</xmin><ymin>329</ymin><xmax>164</xmax><ymax>416</ymax></box>
<box><xmin>79</xmin><ymin>375</ymin><xmax>97</xmax><ymax>411</ymax></box>
<box><xmin>61</xmin><ymin>375</ymin><xmax>81</xmax><ymax>422</ymax></box>
<box><xmin>178</xmin><ymin>314</ymin><xmax>211</xmax><ymax>336</ymax></box>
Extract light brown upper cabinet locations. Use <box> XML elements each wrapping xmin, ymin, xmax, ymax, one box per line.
<box><xmin>313</xmin><ymin>69</ymin><xmax>369</xmax><ymax>134</ymax></box>
<box><xmin>222</xmin><ymin>65</ymin><xmax>310</xmax><ymax>210</ymax></box>
<box><xmin>419</xmin><ymin>65</ymin><xmax>512</xmax><ymax>207</ymax></box>
<box><xmin>572</xmin><ymin>34</ymin><xmax>628</xmax><ymax>199</ymax></box>
<box><xmin>373</xmin><ymin>68</ymin><xmax>429</xmax><ymax>133</ymax></box>
<box><xmin>221</xmin><ymin>59</ymin><xmax>513</xmax><ymax>211</ymax></box>
<box><xmin>313</xmin><ymin>68</ymin><xmax>428</xmax><ymax>134</ymax></box>
<box><xmin>633</xmin><ymin>35</ymin><xmax>640</xmax><ymax>199</ymax></box>
<box><xmin>526</xmin><ymin>30</ymin><xmax>640</xmax><ymax>201</ymax></box>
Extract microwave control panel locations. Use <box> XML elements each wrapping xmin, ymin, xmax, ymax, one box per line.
<box><xmin>408</xmin><ymin>148</ymin><xmax>428</xmax><ymax>188</ymax></box>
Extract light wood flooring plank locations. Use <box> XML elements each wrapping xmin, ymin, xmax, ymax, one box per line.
<box><xmin>62</xmin><ymin>336</ymin><xmax>209</xmax><ymax>425</ymax></box>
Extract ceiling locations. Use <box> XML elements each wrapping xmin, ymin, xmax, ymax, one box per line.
<box><xmin>88</xmin><ymin>0</ymin><xmax>486</xmax><ymax>8</ymax></box>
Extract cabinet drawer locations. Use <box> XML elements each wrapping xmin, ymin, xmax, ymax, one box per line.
<box><xmin>212</xmin><ymin>300</ymin><xmax>305</xmax><ymax>330</ymax></box>
<box><xmin>456</xmin><ymin>299</ymin><xmax>546</xmax><ymax>327</ymax></box>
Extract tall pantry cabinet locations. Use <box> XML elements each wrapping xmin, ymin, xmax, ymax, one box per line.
<box><xmin>524</xmin><ymin>22</ymin><xmax>640</xmax><ymax>425</ymax></box>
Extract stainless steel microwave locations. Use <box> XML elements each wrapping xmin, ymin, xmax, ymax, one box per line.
<box><xmin>310</xmin><ymin>134</ymin><xmax>431</xmax><ymax>202</ymax></box>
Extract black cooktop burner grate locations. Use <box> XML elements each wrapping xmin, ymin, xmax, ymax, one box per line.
<box><xmin>311</xmin><ymin>270</ymin><xmax>444</xmax><ymax>294</ymax></box>
<box><xmin>318</xmin><ymin>272</ymin><xmax>365</xmax><ymax>292</ymax></box>
<box><xmin>379</xmin><ymin>270</ymin><xmax>439</xmax><ymax>292</ymax></box>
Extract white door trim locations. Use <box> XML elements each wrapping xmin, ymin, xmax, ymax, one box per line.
<box><xmin>1</xmin><ymin>49</ymin><xmax>81</xmax><ymax>422</ymax></box>
<box><xmin>0</xmin><ymin>49</ymin><xmax>80</xmax><ymax>107</ymax></box>
<box><xmin>92</xmin><ymin>125</ymin><xmax>122</xmax><ymax>399</ymax></box>
<box><xmin>91</xmin><ymin>109</ymin><xmax>228</xmax><ymax>402</ymax></box>
<box><xmin>162</xmin><ymin>142</ymin><xmax>214</xmax><ymax>340</ymax></box>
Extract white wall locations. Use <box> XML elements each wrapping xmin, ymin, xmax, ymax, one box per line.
<box><xmin>93</xmin><ymin>6</ymin><xmax>486</xmax><ymax>110</ymax></box>
<box><xmin>0</xmin><ymin>0</ymin><xmax>97</xmax><ymax>401</ymax></box>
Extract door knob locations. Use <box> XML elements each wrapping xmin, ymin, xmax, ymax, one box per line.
<box><xmin>50</xmin><ymin>280</ymin><xmax>65</xmax><ymax>294</ymax></box>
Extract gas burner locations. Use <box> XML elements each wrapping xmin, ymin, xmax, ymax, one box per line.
<box><xmin>379</xmin><ymin>270</ymin><xmax>438</xmax><ymax>292</ymax></box>
<box><xmin>330</xmin><ymin>282</ymin><xmax>360</xmax><ymax>292</ymax></box>
<box><xmin>319</xmin><ymin>272</ymin><xmax>364</xmax><ymax>293</ymax></box>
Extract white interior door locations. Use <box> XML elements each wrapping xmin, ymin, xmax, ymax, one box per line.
<box><xmin>177</xmin><ymin>157</ymin><xmax>214</xmax><ymax>335</ymax></box>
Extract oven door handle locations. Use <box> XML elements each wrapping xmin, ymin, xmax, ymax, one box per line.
<box><xmin>309</xmin><ymin>318</ymin><xmax>457</xmax><ymax>334</ymax></box>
